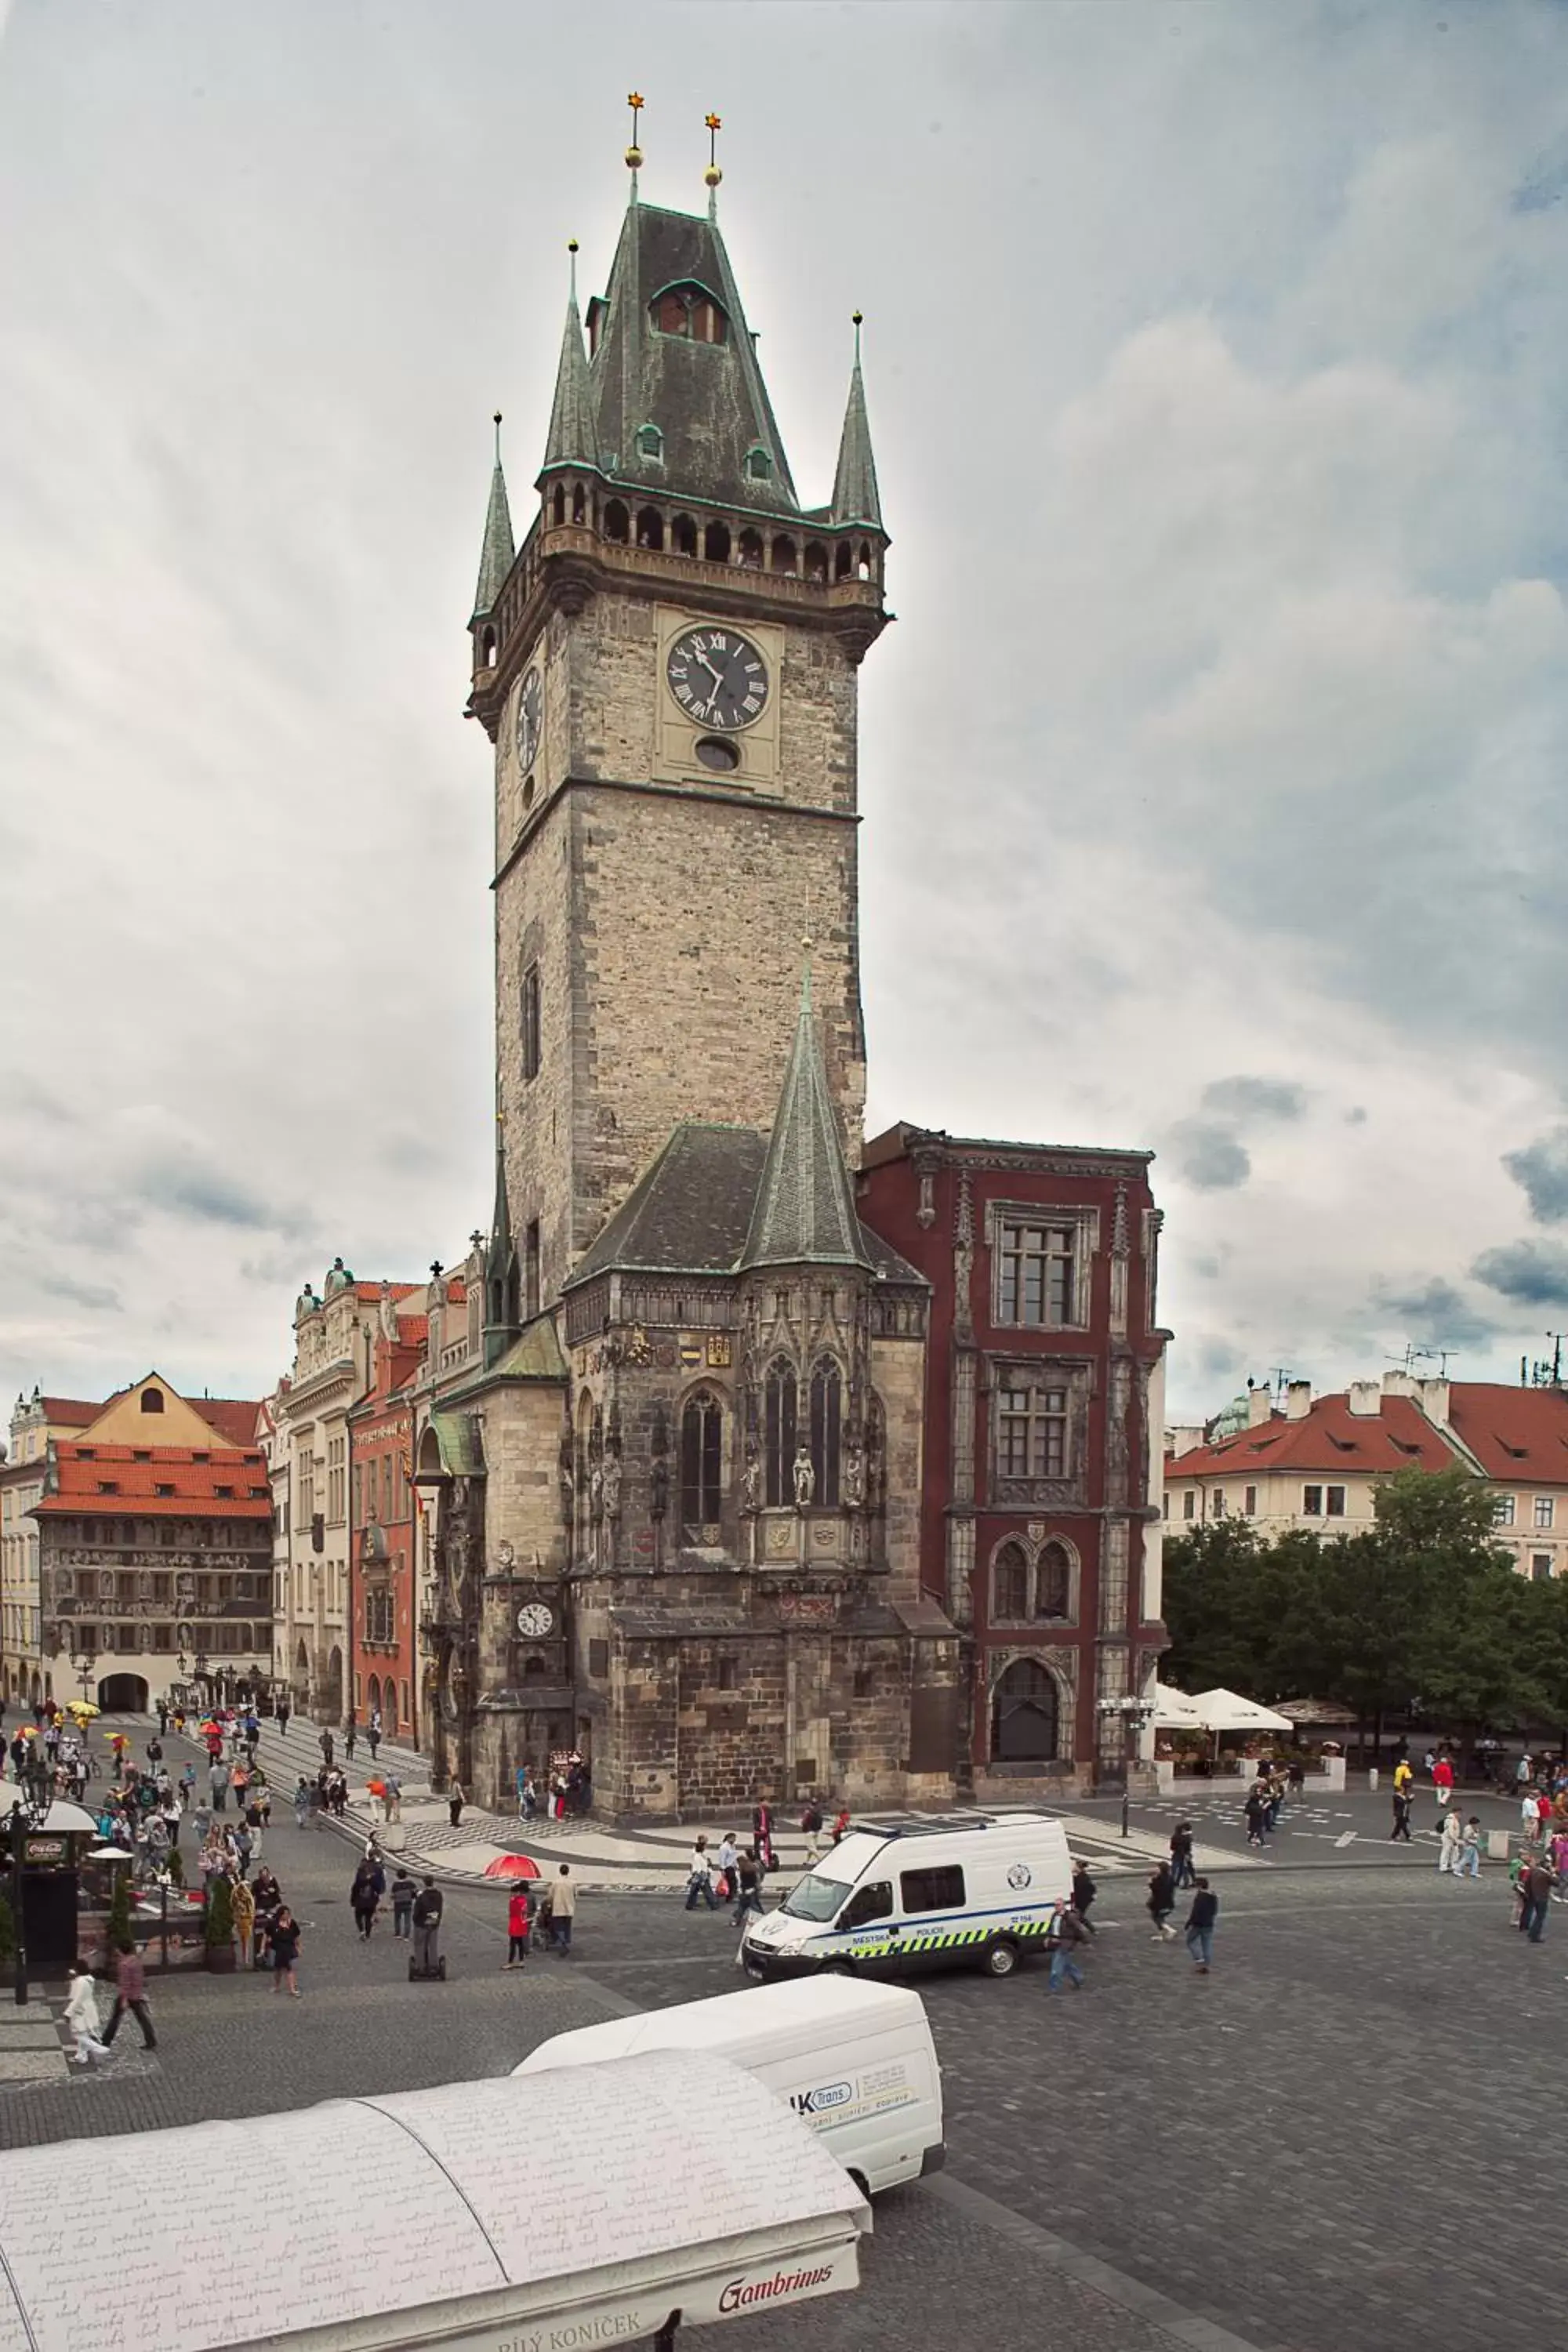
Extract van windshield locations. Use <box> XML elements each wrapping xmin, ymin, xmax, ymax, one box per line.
<box><xmin>780</xmin><ymin>1872</ymin><xmax>852</xmax><ymax>1923</ymax></box>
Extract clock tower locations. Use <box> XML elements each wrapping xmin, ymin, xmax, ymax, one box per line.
<box><xmin>465</xmin><ymin>149</ymin><xmax>890</xmax><ymax>1307</ymax></box>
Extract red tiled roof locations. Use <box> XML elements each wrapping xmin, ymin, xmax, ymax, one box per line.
<box><xmin>1168</xmin><ymin>1393</ymin><xmax>1461</xmax><ymax>1479</ymax></box>
<box><xmin>351</xmin><ymin>1282</ymin><xmax>422</xmax><ymax>1305</ymax></box>
<box><xmin>1444</xmin><ymin>1384</ymin><xmax>1568</xmax><ymax>1484</ymax></box>
<box><xmin>39</xmin><ymin>1396</ymin><xmax>99</xmax><ymax>1425</ymax></box>
<box><xmin>192</xmin><ymin>1398</ymin><xmax>263</xmax><ymax>1448</ymax></box>
<box><xmin>35</xmin><ymin>1443</ymin><xmax>271</xmax><ymax>1519</ymax></box>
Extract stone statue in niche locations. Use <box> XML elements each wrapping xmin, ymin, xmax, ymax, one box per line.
<box><xmin>589</xmin><ymin>1462</ymin><xmax>604</xmax><ymax>1519</ymax></box>
<box><xmin>793</xmin><ymin>1445</ymin><xmax>816</xmax><ymax>1509</ymax></box>
<box><xmin>603</xmin><ymin>1453</ymin><xmax>623</xmax><ymax>1522</ymax></box>
<box><xmin>843</xmin><ymin>1439</ymin><xmax>866</xmax><ymax>1509</ymax></box>
<box><xmin>650</xmin><ymin>1457</ymin><xmax>670</xmax><ymax>1519</ymax></box>
<box><xmin>742</xmin><ymin>1446</ymin><xmax>762</xmax><ymax>1513</ymax></box>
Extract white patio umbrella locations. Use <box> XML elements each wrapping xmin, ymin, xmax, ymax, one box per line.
<box><xmin>1150</xmin><ymin>1683</ymin><xmax>1204</xmax><ymax>1726</ymax></box>
<box><xmin>1190</xmin><ymin>1689</ymin><xmax>1295</xmax><ymax>1733</ymax></box>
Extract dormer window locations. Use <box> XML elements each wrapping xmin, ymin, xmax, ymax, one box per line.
<box><xmin>745</xmin><ymin>446</ymin><xmax>773</xmax><ymax>482</ymax></box>
<box><xmin>141</xmin><ymin>1388</ymin><xmax>165</xmax><ymax>1414</ymax></box>
<box><xmin>650</xmin><ymin>285</ymin><xmax>728</xmax><ymax>344</ymax></box>
<box><xmin>636</xmin><ymin>423</ymin><xmax>664</xmax><ymax>462</ymax></box>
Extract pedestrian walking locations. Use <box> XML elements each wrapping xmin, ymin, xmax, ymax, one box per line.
<box><xmin>731</xmin><ymin>1847</ymin><xmax>764</xmax><ymax>1927</ymax></box>
<box><xmin>102</xmin><ymin>1940</ymin><xmax>158</xmax><ymax>2049</ymax></box>
<box><xmin>517</xmin><ymin>1765</ymin><xmax>535</xmax><ymax>1820</ymax></box>
<box><xmin>1045</xmin><ymin>1898</ymin><xmax>1090</xmax><ymax>1991</ymax></box>
<box><xmin>277</xmin><ymin>1697</ymin><xmax>291</xmax><ymax>1737</ymax></box>
<box><xmin>1437</xmin><ymin>1808</ymin><xmax>1463</xmax><ymax>1875</ymax></box>
<box><xmin>1433</xmin><ymin>1754</ymin><xmax>1455</xmax><ymax>1810</ymax></box>
<box><xmin>684</xmin><ymin>1836</ymin><xmax>719</xmax><ymax>1911</ymax></box>
<box><xmin>800</xmin><ymin>1800</ymin><xmax>823</xmax><ymax>1867</ymax></box>
<box><xmin>506</xmin><ymin>1887</ymin><xmax>532</xmax><ymax>1968</ymax></box>
<box><xmin>1391</xmin><ymin>1788</ymin><xmax>1414</xmax><ymax>1841</ymax></box>
<box><xmin>1522</xmin><ymin>1853</ymin><xmax>1556</xmax><ymax>1943</ymax></box>
<box><xmin>368</xmin><ymin>1709</ymin><xmax>381</xmax><ymax>1761</ymax></box>
<box><xmin>390</xmin><ymin>1867</ymin><xmax>417</xmax><ymax>1938</ymax></box>
<box><xmin>1522</xmin><ymin>1789</ymin><xmax>1541</xmax><ymax>1843</ymax></box>
<box><xmin>210</xmin><ymin>1760</ymin><xmax>230</xmax><ymax>1813</ymax></box>
<box><xmin>550</xmin><ymin>1864</ymin><xmax>577</xmax><ymax>1955</ymax></box>
<box><xmin>831</xmin><ymin>1806</ymin><xmax>850</xmax><ymax>1846</ymax></box>
<box><xmin>752</xmin><ymin>1798</ymin><xmax>775</xmax><ymax>1875</ymax></box>
<box><xmin>350</xmin><ymin>1858</ymin><xmax>384</xmax><ymax>1940</ymax></box>
<box><xmin>319</xmin><ymin>1730</ymin><xmax>335</xmax><ymax>1769</ymax></box>
<box><xmin>715</xmin><ymin>1832</ymin><xmax>739</xmax><ymax>1904</ymax></box>
<box><xmin>1185</xmin><ymin>1878</ymin><xmax>1219</xmax><ymax>1973</ymax></box>
<box><xmin>411</xmin><ymin>1878</ymin><xmax>444</xmax><ymax>1974</ymax></box>
<box><xmin>344</xmin><ymin>1715</ymin><xmax>358</xmax><ymax>1762</ymax></box>
<box><xmin>180</xmin><ymin>1762</ymin><xmax>196</xmax><ymax>1810</ymax></box>
<box><xmin>1455</xmin><ymin>1815</ymin><xmax>1483</xmax><ymax>1880</ymax></box>
<box><xmin>293</xmin><ymin>1777</ymin><xmax>311</xmax><ymax>1830</ymax></box>
<box><xmin>1243</xmin><ymin>1784</ymin><xmax>1269</xmax><ymax>1847</ymax></box>
<box><xmin>270</xmin><ymin>1906</ymin><xmax>302</xmax><ymax>1995</ymax></box>
<box><xmin>1169</xmin><ymin>1820</ymin><xmax>1196</xmax><ymax>1889</ymax></box>
<box><xmin>1070</xmin><ymin>1858</ymin><xmax>1098</xmax><ymax>1936</ymax></box>
<box><xmin>383</xmin><ymin>1769</ymin><xmax>401</xmax><ymax>1824</ymax></box>
<box><xmin>448</xmin><ymin>1780</ymin><xmax>466</xmax><ymax>1830</ymax></box>
<box><xmin>65</xmin><ymin>1966</ymin><xmax>109</xmax><ymax>2065</ymax></box>
<box><xmin>156</xmin><ymin>1699</ymin><xmax>169</xmax><ymax>1736</ymax></box>
<box><xmin>1147</xmin><ymin>1860</ymin><xmax>1178</xmax><ymax>1940</ymax></box>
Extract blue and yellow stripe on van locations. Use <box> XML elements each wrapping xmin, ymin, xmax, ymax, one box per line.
<box><xmin>829</xmin><ymin>1911</ymin><xmax>1057</xmax><ymax>1963</ymax></box>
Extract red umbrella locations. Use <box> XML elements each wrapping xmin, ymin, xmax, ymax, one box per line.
<box><xmin>483</xmin><ymin>1853</ymin><xmax>541</xmax><ymax>1881</ymax></box>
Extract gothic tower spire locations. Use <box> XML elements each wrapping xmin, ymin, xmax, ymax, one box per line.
<box><xmin>470</xmin><ymin>411</ymin><xmax>515</xmax><ymax>622</ymax></box>
<box><xmin>740</xmin><ymin>965</ymin><xmax>870</xmax><ymax>1271</ymax></box>
<box><xmin>829</xmin><ymin>314</ymin><xmax>882</xmax><ymax>532</ymax></box>
<box><xmin>541</xmin><ymin>241</ymin><xmax>600</xmax><ymax>475</ymax></box>
<box><xmin>483</xmin><ymin>1118</ymin><xmax>521</xmax><ymax>1365</ymax></box>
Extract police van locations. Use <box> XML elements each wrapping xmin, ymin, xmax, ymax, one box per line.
<box><xmin>739</xmin><ymin>1813</ymin><xmax>1073</xmax><ymax>1984</ymax></box>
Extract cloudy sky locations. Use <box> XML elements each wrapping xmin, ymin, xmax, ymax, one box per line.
<box><xmin>3</xmin><ymin>0</ymin><xmax>1567</xmax><ymax>1426</ymax></box>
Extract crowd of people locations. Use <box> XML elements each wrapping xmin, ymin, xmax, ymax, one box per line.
<box><xmin>681</xmin><ymin>1798</ymin><xmax>853</xmax><ymax>1922</ymax></box>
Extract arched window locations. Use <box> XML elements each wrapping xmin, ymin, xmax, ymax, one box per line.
<box><xmin>738</xmin><ymin>528</ymin><xmax>764</xmax><ymax>569</ymax></box>
<box><xmin>140</xmin><ymin>1389</ymin><xmax>165</xmax><ymax>1414</ymax></box>
<box><xmin>653</xmin><ymin>289</ymin><xmax>689</xmax><ymax>335</ymax></box>
<box><xmin>703</xmin><ymin>520</ymin><xmax>731</xmax><ymax>564</ymax></box>
<box><xmin>681</xmin><ymin>1391</ymin><xmax>724</xmax><ymax>1530</ymax></box>
<box><xmin>804</xmin><ymin>542</ymin><xmax>829</xmax><ymax>583</ymax></box>
<box><xmin>1036</xmin><ymin>1541</ymin><xmax>1071</xmax><ymax>1621</ymax></box>
<box><xmin>771</xmin><ymin>535</ymin><xmax>797</xmax><ymax>575</ymax></box>
<box><xmin>636</xmin><ymin>423</ymin><xmax>665</xmax><ymax>461</ymax></box>
<box><xmin>637</xmin><ymin>506</ymin><xmax>665</xmax><ymax>550</ymax></box>
<box><xmin>479</xmin><ymin>626</ymin><xmax>497</xmax><ymax>666</ymax></box>
<box><xmin>745</xmin><ymin>446</ymin><xmax>773</xmax><ymax>481</ymax></box>
<box><xmin>673</xmin><ymin>514</ymin><xmax>698</xmax><ymax>557</ymax></box>
<box><xmin>604</xmin><ymin>499</ymin><xmax>630</xmax><ymax>544</ymax></box>
<box><xmin>993</xmin><ymin>1541</ymin><xmax>1028</xmax><ymax>1623</ymax></box>
<box><xmin>764</xmin><ymin>1360</ymin><xmax>797</xmax><ymax>1508</ymax></box>
<box><xmin>834</xmin><ymin>542</ymin><xmax>853</xmax><ymax>580</ymax></box>
<box><xmin>552</xmin><ymin>486</ymin><xmax>566</xmax><ymax>527</ymax></box>
<box><xmin>991</xmin><ymin>1658</ymin><xmax>1059</xmax><ymax>1762</ymax></box>
<box><xmin>809</xmin><ymin>1358</ymin><xmax>842</xmax><ymax>1508</ymax></box>
<box><xmin>858</xmin><ymin>546</ymin><xmax>873</xmax><ymax>580</ymax></box>
<box><xmin>572</xmin><ymin>484</ymin><xmax>586</xmax><ymax>525</ymax></box>
<box><xmin>522</xmin><ymin>1653</ymin><xmax>546</xmax><ymax>1679</ymax></box>
<box><xmin>692</xmin><ymin>297</ymin><xmax>728</xmax><ymax>343</ymax></box>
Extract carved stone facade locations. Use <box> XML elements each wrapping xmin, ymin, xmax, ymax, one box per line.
<box><xmin>857</xmin><ymin>1128</ymin><xmax>1170</xmax><ymax>1798</ymax></box>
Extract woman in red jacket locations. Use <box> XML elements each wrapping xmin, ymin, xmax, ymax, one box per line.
<box><xmin>506</xmin><ymin>1887</ymin><xmax>532</xmax><ymax>1969</ymax></box>
<box><xmin>1433</xmin><ymin>1754</ymin><xmax>1455</xmax><ymax>1810</ymax></box>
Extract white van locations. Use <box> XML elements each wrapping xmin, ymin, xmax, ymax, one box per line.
<box><xmin>739</xmin><ymin>1813</ymin><xmax>1073</xmax><ymax>1984</ymax></box>
<box><xmin>515</xmin><ymin>1976</ymin><xmax>942</xmax><ymax>2197</ymax></box>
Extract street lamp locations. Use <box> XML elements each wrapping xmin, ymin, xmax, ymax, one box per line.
<box><xmin>70</xmin><ymin>1642</ymin><xmax>98</xmax><ymax>1711</ymax></box>
<box><xmin>1098</xmin><ymin>1692</ymin><xmax>1156</xmax><ymax>1838</ymax></box>
<box><xmin>3</xmin><ymin>1782</ymin><xmax>50</xmax><ymax>2007</ymax></box>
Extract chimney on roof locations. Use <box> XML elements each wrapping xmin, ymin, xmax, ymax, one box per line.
<box><xmin>1347</xmin><ymin>1379</ymin><xmax>1381</xmax><ymax>1417</ymax></box>
<box><xmin>1285</xmin><ymin>1380</ymin><xmax>1312</xmax><ymax>1421</ymax></box>
<box><xmin>1417</xmin><ymin>1376</ymin><xmax>1451</xmax><ymax>1427</ymax></box>
<box><xmin>1248</xmin><ymin>1386</ymin><xmax>1273</xmax><ymax>1428</ymax></box>
<box><xmin>1382</xmin><ymin>1370</ymin><xmax>1417</xmax><ymax>1399</ymax></box>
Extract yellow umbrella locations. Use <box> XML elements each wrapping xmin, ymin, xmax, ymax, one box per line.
<box><xmin>67</xmin><ymin>1700</ymin><xmax>100</xmax><ymax>1720</ymax></box>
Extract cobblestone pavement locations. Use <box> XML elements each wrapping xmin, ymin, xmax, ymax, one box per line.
<box><xmin>5</xmin><ymin>1722</ymin><xmax>1560</xmax><ymax>2350</ymax></box>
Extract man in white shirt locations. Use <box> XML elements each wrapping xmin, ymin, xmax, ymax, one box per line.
<box><xmin>684</xmin><ymin>1835</ymin><xmax>718</xmax><ymax>1911</ymax></box>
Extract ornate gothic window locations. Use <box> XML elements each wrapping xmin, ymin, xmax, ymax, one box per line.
<box><xmin>996</xmin><ymin>1381</ymin><xmax>1069</xmax><ymax>1481</ymax></box>
<box><xmin>1036</xmin><ymin>1541</ymin><xmax>1071</xmax><ymax>1621</ymax></box>
<box><xmin>681</xmin><ymin>1391</ymin><xmax>724</xmax><ymax>1534</ymax></box>
<box><xmin>991</xmin><ymin>1657</ymin><xmax>1060</xmax><ymax>1762</ymax></box>
<box><xmin>993</xmin><ymin>1541</ymin><xmax>1028</xmax><ymax>1623</ymax></box>
<box><xmin>809</xmin><ymin>1358</ymin><xmax>842</xmax><ymax>1508</ymax></box>
<box><xmin>764</xmin><ymin>1360</ymin><xmax>797</xmax><ymax>1508</ymax></box>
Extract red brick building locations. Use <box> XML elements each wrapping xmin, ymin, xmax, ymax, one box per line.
<box><xmin>349</xmin><ymin>1318</ymin><xmax>424</xmax><ymax>1744</ymax></box>
<box><xmin>858</xmin><ymin>1127</ymin><xmax>1169</xmax><ymax>1796</ymax></box>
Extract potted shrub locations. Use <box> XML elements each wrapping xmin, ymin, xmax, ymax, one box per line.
<box><xmin>204</xmin><ymin>1873</ymin><xmax>237</xmax><ymax>1973</ymax></box>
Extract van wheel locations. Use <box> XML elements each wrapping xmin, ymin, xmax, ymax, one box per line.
<box><xmin>820</xmin><ymin>1960</ymin><xmax>855</xmax><ymax>1976</ymax></box>
<box><xmin>983</xmin><ymin>1937</ymin><xmax>1018</xmax><ymax>1978</ymax></box>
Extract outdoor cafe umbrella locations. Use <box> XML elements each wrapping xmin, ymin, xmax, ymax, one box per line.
<box><xmin>1190</xmin><ymin>1689</ymin><xmax>1296</xmax><ymax>1733</ymax></box>
<box><xmin>1151</xmin><ymin>1683</ymin><xmax>1203</xmax><ymax>1727</ymax></box>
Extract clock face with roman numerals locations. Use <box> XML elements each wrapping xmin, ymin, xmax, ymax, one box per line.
<box><xmin>665</xmin><ymin>626</ymin><xmax>770</xmax><ymax>732</ymax></box>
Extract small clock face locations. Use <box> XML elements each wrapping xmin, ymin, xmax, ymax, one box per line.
<box><xmin>515</xmin><ymin>663</ymin><xmax>543</xmax><ymax>773</ymax></box>
<box><xmin>666</xmin><ymin>626</ymin><xmax>770</xmax><ymax>732</ymax></box>
<box><xmin>516</xmin><ymin>1601</ymin><xmax>554</xmax><ymax>1638</ymax></box>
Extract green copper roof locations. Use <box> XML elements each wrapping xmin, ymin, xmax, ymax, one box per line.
<box><xmin>739</xmin><ymin>975</ymin><xmax>869</xmax><ymax>1272</ymax></box>
<box><xmin>542</xmin><ymin>274</ymin><xmax>600</xmax><ymax>474</ymax></box>
<box><xmin>429</xmin><ymin>1409</ymin><xmax>486</xmax><ymax>1477</ymax></box>
<box><xmin>829</xmin><ymin>336</ymin><xmax>882</xmax><ymax>532</ymax></box>
<box><xmin>470</xmin><ymin>454</ymin><xmax>515</xmax><ymax>621</ymax></box>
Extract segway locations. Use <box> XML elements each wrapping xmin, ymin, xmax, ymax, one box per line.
<box><xmin>408</xmin><ymin>1949</ymin><xmax>447</xmax><ymax>1982</ymax></box>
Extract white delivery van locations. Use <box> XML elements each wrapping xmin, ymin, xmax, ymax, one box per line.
<box><xmin>739</xmin><ymin>1813</ymin><xmax>1073</xmax><ymax>1984</ymax></box>
<box><xmin>517</xmin><ymin>1975</ymin><xmax>942</xmax><ymax>2197</ymax></box>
